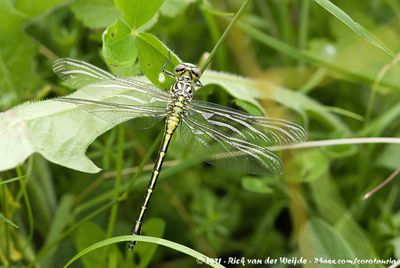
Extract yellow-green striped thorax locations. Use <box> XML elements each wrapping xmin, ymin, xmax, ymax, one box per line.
<box><xmin>166</xmin><ymin>63</ymin><xmax>201</xmax><ymax>134</ymax></box>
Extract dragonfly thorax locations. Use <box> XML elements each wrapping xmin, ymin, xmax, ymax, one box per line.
<box><xmin>169</xmin><ymin>62</ymin><xmax>201</xmax><ymax>101</ymax></box>
<box><xmin>170</xmin><ymin>77</ymin><xmax>194</xmax><ymax>101</ymax></box>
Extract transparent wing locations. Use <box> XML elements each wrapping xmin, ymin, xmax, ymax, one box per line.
<box><xmin>179</xmin><ymin>101</ymin><xmax>307</xmax><ymax>175</ymax></box>
<box><xmin>53</xmin><ymin>58</ymin><xmax>170</xmax><ymax>101</ymax></box>
<box><xmin>190</xmin><ymin>100</ymin><xmax>307</xmax><ymax>145</ymax></box>
<box><xmin>53</xmin><ymin>58</ymin><xmax>169</xmax><ymax>127</ymax></box>
<box><xmin>56</xmin><ymin>97</ymin><xmax>167</xmax><ymax>128</ymax></box>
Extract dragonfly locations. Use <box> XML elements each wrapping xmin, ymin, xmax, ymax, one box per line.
<box><xmin>52</xmin><ymin>55</ymin><xmax>307</xmax><ymax>249</ymax></box>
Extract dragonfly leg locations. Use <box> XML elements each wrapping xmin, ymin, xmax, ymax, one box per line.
<box><xmin>162</xmin><ymin>51</ymin><xmax>176</xmax><ymax>78</ymax></box>
<box><xmin>195</xmin><ymin>80</ymin><xmax>203</xmax><ymax>87</ymax></box>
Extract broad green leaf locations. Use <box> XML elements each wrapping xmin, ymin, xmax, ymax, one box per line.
<box><xmin>232</xmin><ymin>99</ymin><xmax>263</xmax><ymax>116</ymax></box>
<box><xmin>71</xmin><ymin>0</ymin><xmax>121</xmax><ymax>29</ymax></box>
<box><xmin>114</xmin><ymin>0</ymin><xmax>164</xmax><ymax>29</ymax></box>
<box><xmin>0</xmin><ymin>84</ymin><xmax>143</xmax><ymax>173</ymax></box>
<box><xmin>15</xmin><ymin>0</ymin><xmax>65</xmax><ymax>17</ymax></box>
<box><xmin>160</xmin><ymin>0</ymin><xmax>196</xmax><ymax>17</ymax></box>
<box><xmin>137</xmin><ymin>13</ymin><xmax>159</xmax><ymax>32</ymax></box>
<box><xmin>335</xmin><ymin>214</ymin><xmax>384</xmax><ymax>264</ymax></box>
<box><xmin>0</xmin><ymin>211</ymin><xmax>19</xmax><ymax>229</ymax></box>
<box><xmin>377</xmin><ymin>143</ymin><xmax>400</xmax><ymax>169</ymax></box>
<box><xmin>286</xmin><ymin>150</ymin><xmax>329</xmax><ymax>183</ymax></box>
<box><xmin>137</xmin><ymin>32</ymin><xmax>180</xmax><ymax>87</ymax></box>
<box><xmin>102</xmin><ymin>18</ymin><xmax>137</xmax><ymax>67</ymax></box>
<box><xmin>313</xmin><ymin>0</ymin><xmax>394</xmax><ymax>57</ymax></box>
<box><xmin>201</xmin><ymin>70</ymin><xmax>349</xmax><ymax>132</ymax></box>
<box><xmin>201</xmin><ymin>71</ymin><xmax>263</xmax><ymax>111</ymax></box>
<box><xmin>299</xmin><ymin>218</ymin><xmax>358</xmax><ymax>268</ymax></box>
<box><xmin>0</xmin><ymin>1</ymin><xmax>39</xmax><ymax>100</ymax></box>
<box><xmin>241</xmin><ymin>177</ymin><xmax>274</xmax><ymax>194</ymax></box>
<box><xmin>310</xmin><ymin>177</ymin><xmax>380</xmax><ymax>261</ymax></box>
<box><xmin>75</xmin><ymin>222</ymin><xmax>122</xmax><ymax>268</ymax></box>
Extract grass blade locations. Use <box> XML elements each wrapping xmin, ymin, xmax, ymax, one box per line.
<box><xmin>313</xmin><ymin>0</ymin><xmax>395</xmax><ymax>57</ymax></box>
<box><xmin>63</xmin><ymin>235</ymin><xmax>225</xmax><ymax>268</ymax></box>
<box><xmin>0</xmin><ymin>212</ymin><xmax>19</xmax><ymax>229</ymax></box>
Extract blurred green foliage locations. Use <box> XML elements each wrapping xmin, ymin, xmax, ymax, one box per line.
<box><xmin>1</xmin><ymin>0</ymin><xmax>400</xmax><ymax>267</ymax></box>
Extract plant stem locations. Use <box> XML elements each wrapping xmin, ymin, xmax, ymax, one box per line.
<box><xmin>106</xmin><ymin>125</ymin><xmax>125</xmax><ymax>238</ymax></box>
<box><xmin>200</xmin><ymin>0</ymin><xmax>251</xmax><ymax>74</ymax></box>
<box><xmin>16</xmin><ymin>165</ymin><xmax>34</xmax><ymax>252</ymax></box>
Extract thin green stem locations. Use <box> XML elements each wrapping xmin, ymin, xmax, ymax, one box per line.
<box><xmin>298</xmin><ymin>0</ymin><xmax>310</xmax><ymax>50</ymax></box>
<box><xmin>200</xmin><ymin>2</ymin><xmax>228</xmax><ymax>70</ymax></box>
<box><xmin>1</xmin><ymin>184</ymin><xmax>11</xmax><ymax>263</ymax></box>
<box><xmin>200</xmin><ymin>0</ymin><xmax>251</xmax><ymax>74</ymax></box>
<box><xmin>16</xmin><ymin>165</ymin><xmax>34</xmax><ymax>252</ymax></box>
<box><xmin>123</xmin><ymin>131</ymin><xmax>163</xmax><ymax>198</ymax></box>
<box><xmin>299</xmin><ymin>68</ymin><xmax>326</xmax><ymax>94</ymax></box>
<box><xmin>279</xmin><ymin>0</ymin><xmax>293</xmax><ymax>46</ymax></box>
<box><xmin>364</xmin><ymin>52</ymin><xmax>400</xmax><ymax>125</ymax></box>
<box><xmin>106</xmin><ymin>125</ymin><xmax>125</xmax><ymax>238</ymax></box>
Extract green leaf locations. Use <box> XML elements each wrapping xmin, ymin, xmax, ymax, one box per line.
<box><xmin>201</xmin><ymin>70</ymin><xmax>349</xmax><ymax>132</ymax></box>
<box><xmin>75</xmin><ymin>223</ymin><xmax>115</xmax><ymax>268</ymax></box>
<box><xmin>299</xmin><ymin>218</ymin><xmax>358</xmax><ymax>268</ymax></box>
<box><xmin>71</xmin><ymin>0</ymin><xmax>121</xmax><ymax>29</ymax></box>
<box><xmin>102</xmin><ymin>18</ymin><xmax>137</xmax><ymax>67</ymax></box>
<box><xmin>0</xmin><ymin>212</ymin><xmax>19</xmax><ymax>229</ymax></box>
<box><xmin>0</xmin><ymin>86</ymin><xmax>142</xmax><ymax>173</ymax></box>
<box><xmin>286</xmin><ymin>150</ymin><xmax>329</xmax><ymax>183</ymax></box>
<box><xmin>241</xmin><ymin>177</ymin><xmax>274</xmax><ymax>194</ymax></box>
<box><xmin>232</xmin><ymin>99</ymin><xmax>263</xmax><ymax>115</ymax></box>
<box><xmin>137</xmin><ymin>32</ymin><xmax>180</xmax><ymax>88</ymax></box>
<box><xmin>0</xmin><ymin>1</ymin><xmax>39</xmax><ymax>99</ymax></box>
<box><xmin>160</xmin><ymin>0</ymin><xmax>196</xmax><ymax>17</ymax></box>
<box><xmin>201</xmin><ymin>71</ymin><xmax>263</xmax><ymax>111</ymax></box>
<box><xmin>15</xmin><ymin>0</ymin><xmax>65</xmax><ymax>17</ymax></box>
<box><xmin>114</xmin><ymin>0</ymin><xmax>164</xmax><ymax>29</ymax></box>
<box><xmin>313</xmin><ymin>0</ymin><xmax>394</xmax><ymax>57</ymax></box>
<box><xmin>335</xmin><ymin>213</ymin><xmax>383</xmax><ymax>262</ymax></box>
<box><xmin>377</xmin><ymin>143</ymin><xmax>400</xmax><ymax>169</ymax></box>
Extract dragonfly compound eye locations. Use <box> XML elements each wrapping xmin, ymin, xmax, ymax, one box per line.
<box><xmin>174</xmin><ymin>64</ymin><xmax>185</xmax><ymax>73</ymax></box>
<box><xmin>191</xmin><ymin>67</ymin><xmax>201</xmax><ymax>79</ymax></box>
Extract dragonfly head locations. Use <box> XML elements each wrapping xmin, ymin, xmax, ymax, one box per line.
<box><xmin>174</xmin><ymin>63</ymin><xmax>201</xmax><ymax>82</ymax></box>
